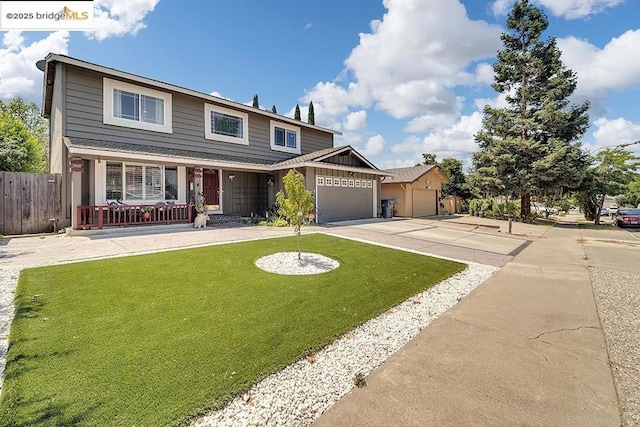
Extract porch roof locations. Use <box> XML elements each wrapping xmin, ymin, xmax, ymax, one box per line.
<box><xmin>65</xmin><ymin>138</ymin><xmax>392</xmax><ymax>176</ymax></box>
<box><xmin>64</xmin><ymin>137</ymin><xmax>274</xmax><ymax>170</ymax></box>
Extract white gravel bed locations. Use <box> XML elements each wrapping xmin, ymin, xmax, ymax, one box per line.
<box><xmin>192</xmin><ymin>262</ymin><xmax>497</xmax><ymax>427</ymax></box>
<box><xmin>0</xmin><ymin>266</ymin><xmax>21</xmax><ymax>395</ymax></box>
<box><xmin>255</xmin><ymin>252</ymin><xmax>339</xmax><ymax>275</ymax></box>
<box><xmin>591</xmin><ymin>268</ymin><xmax>640</xmax><ymax>427</ymax></box>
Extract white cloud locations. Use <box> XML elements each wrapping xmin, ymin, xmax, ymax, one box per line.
<box><xmin>491</xmin><ymin>0</ymin><xmax>624</xmax><ymax>19</ymax></box>
<box><xmin>473</xmin><ymin>62</ymin><xmax>495</xmax><ymax>86</ymax></box>
<box><xmin>302</xmin><ymin>0</ymin><xmax>502</xmax><ymax>128</ymax></box>
<box><xmin>1</xmin><ymin>1</ymin><xmax>159</xmax><ymax>101</ymax></box>
<box><xmin>343</xmin><ymin>0</ymin><xmax>502</xmax><ymax>118</ymax></box>
<box><xmin>559</xmin><ymin>30</ymin><xmax>640</xmax><ymax>97</ymax></box>
<box><xmin>591</xmin><ymin>117</ymin><xmax>640</xmax><ymax>153</ymax></box>
<box><xmin>343</xmin><ymin>110</ymin><xmax>367</xmax><ymax>131</ymax></box>
<box><xmin>391</xmin><ymin>112</ymin><xmax>483</xmax><ymax>166</ymax></box>
<box><xmin>0</xmin><ymin>31</ymin><xmax>69</xmax><ymax>101</ymax></box>
<box><xmin>405</xmin><ymin>114</ymin><xmax>457</xmax><ymax>133</ymax></box>
<box><xmin>359</xmin><ymin>134</ymin><xmax>386</xmax><ymax>157</ymax></box>
<box><xmin>474</xmin><ymin>92</ymin><xmax>510</xmax><ymax>111</ymax></box>
<box><xmin>85</xmin><ymin>0</ymin><xmax>160</xmax><ymax>41</ymax></box>
<box><xmin>303</xmin><ymin>23</ymin><xmax>313</xmax><ymax>31</ymax></box>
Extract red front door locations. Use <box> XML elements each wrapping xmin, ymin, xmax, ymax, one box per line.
<box><xmin>203</xmin><ymin>170</ymin><xmax>219</xmax><ymax>206</ymax></box>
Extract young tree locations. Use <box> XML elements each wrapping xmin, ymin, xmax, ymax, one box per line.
<box><xmin>472</xmin><ymin>0</ymin><xmax>590</xmax><ymax>218</ymax></box>
<box><xmin>307</xmin><ymin>101</ymin><xmax>315</xmax><ymax>125</ymax></box>
<box><xmin>294</xmin><ymin>104</ymin><xmax>301</xmax><ymax>121</ymax></box>
<box><xmin>252</xmin><ymin>94</ymin><xmax>259</xmax><ymax>108</ymax></box>
<box><xmin>276</xmin><ymin>169</ymin><xmax>315</xmax><ymax>260</ymax></box>
<box><xmin>271</xmin><ymin>105</ymin><xmax>277</xmax><ymax>114</ymax></box>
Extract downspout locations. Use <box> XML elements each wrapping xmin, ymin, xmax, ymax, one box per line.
<box><xmin>401</xmin><ymin>183</ymin><xmax>407</xmax><ymax>217</ymax></box>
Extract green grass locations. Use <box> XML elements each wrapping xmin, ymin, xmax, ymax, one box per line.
<box><xmin>0</xmin><ymin>234</ymin><xmax>465</xmax><ymax>426</ymax></box>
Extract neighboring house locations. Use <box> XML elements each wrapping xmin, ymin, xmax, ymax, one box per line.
<box><xmin>381</xmin><ymin>165</ymin><xmax>450</xmax><ymax>217</ymax></box>
<box><xmin>40</xmin><ymin>54</ymin><xmax>388</xmax><ymax>228</ymax></box>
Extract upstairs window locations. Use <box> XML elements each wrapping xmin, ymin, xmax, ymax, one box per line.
<box><xmin>204</xmin><ymin>104</ymin><xmax>249</xmax><ymax>145</ymax></box>
<box><xmin>270</xmin><ymin>120</ymin><xmax>300</xmax><ymax>154</ymax></box>
<box><xmin>103</xmin><ymin>78</ymin><xmax>172</xmax><ymax>133</ymax></box>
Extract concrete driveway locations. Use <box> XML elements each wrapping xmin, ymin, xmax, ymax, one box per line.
<box><xmin>326</xmin><ymin>216</ymin><xmax>545</xmax><ymax>267</ymax></box>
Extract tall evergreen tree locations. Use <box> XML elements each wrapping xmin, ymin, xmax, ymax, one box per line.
<box><xmin>271</xmin><ymin>105</ymin><xmax>277</xmax><ymax>114</ymax></box>
<box><xmin>294</xmin><ymin>104</ymin><xmax>301</xmax><ymax>121</ymax></box>
<box><xmin>307</xmin><ymin>101</ymin><xmax>315</xmax><ymax>125</ymax></box>
<box><xmin>252</xmin><ymin>94</ymin><xmax>259</xmax><ymax>108</ymax></box>
<box><xmin>472</xmin><ymin>0</ymin><xmax>590</xmax><ymax>217</ymax></box>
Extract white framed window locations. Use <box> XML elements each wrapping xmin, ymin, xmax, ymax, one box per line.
<box><xmin>334</xmin><ymin>178</ymin><xmax>340</xmax><ymax>186</ymax></box>
<box><xmin>270</xmin><ymin>120</ymin><xmax>301</xmax><ymax>154</ymax></box>
<box><xmin>317</xmin><ymin>176</ymin><xmax>325</xmax><ymax>186</ymax></box>
<box><xmin>349</xmin><ymin>179</ymin><xmax>355</xmax><ymax>187</ymax></box>
<box><xmin>204</xmin><ymin>104</ymin><xmax>249</xmax><ymax>145</ymax></box>
<box><xmin>105</xmin><ymin>162</ymin><xmax>177</xmax><ymax>202</ymax></box>
<box><xmin>103</xmin><ymin>78</ymin><xmax>172</xmax><ymax>133</ymax></box>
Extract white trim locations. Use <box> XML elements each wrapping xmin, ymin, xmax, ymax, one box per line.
<box><xmin>270</xmin><ymin>120</ymin><xmax>301</xmax><ymax>155</ymax></box>
<box><xmin>204</xmin><ymin>104</ymin><xmax>249</xmax><ymax>145</ymax></box>
<box><xmin>103</xmin><ymin>77</ymin><xmax>173</xmax><ymax>134</ymax></box>
<box><xmin>314</xmin><ymin>146</ymin><xmax>380</xmax><ymax>171</ymax></box>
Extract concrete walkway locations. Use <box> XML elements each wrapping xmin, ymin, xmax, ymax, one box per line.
<box><xmin>314</xmin><ymin>220</ymin><xmax>624</xmax><ymax>426</ymax></box>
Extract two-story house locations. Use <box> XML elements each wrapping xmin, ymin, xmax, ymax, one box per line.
<box><xmin>41</xmin><ymin>54</ymin><xmax>388</xmax><ymax>229</ymax></box>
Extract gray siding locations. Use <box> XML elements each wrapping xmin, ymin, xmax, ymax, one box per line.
<box><xmin>63</xmin><ymin>65</ymin><xmax>333</xmax><ymax>164</ymax></box>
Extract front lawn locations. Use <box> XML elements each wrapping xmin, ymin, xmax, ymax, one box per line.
<box><xmin>0</xmin><ymin>234</ymin><xmax>465</xmax><ymax>426</ymax></box>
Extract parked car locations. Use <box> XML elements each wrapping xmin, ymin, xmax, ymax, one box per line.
<box><xmin>616</xmin><ymin>208</ymin><xmax>640</xmax><ymax>227</ymax></box>
<box><xmin>609</xmin><ymin>204</ymin><xmax>619</xmax><ymax>215</ymax></box>
<box><xmin>600</xmin><ymin>208</ymin><xmax>609</xmax><ymax>216</ymax></box>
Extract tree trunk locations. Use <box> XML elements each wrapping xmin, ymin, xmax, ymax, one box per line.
<box><xmin>520</xmin><ymin>193</ymin><xmax>531</xmax><ymax>219</ymax></box>
<box><xmin>594</xmin><ymin>194</ymin><xmax>606</xmax><ymax>225</ymax></box>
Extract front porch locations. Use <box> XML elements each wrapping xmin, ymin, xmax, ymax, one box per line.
<box><xmin>77</xmin><ymin>202</ymin><xmax>192</xmax><ymax>230</ymax></box>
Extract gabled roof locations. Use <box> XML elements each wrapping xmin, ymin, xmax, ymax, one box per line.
<box><xmin>273</xmin><ymin>145</ymin><xmax>379</xmax><ymax>170</ymax></box>
<box><xmin>383</xmin><ymin>164</ymin><xmax>450</xmax><ymax>184</ymax></box>
<box><xmin>42</xmin><ymin>53</ymin><xmax>341</xmax><ymax>136</ymax></box>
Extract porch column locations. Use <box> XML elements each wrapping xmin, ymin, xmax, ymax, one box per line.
<box><xmin>69</xmin><ymin>157</ymin><xmax>84</xmax><ymax>229</ymax></box>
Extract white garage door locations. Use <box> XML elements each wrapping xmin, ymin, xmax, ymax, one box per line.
<box><xmin>316</xmin><ymin>176</ymin><xmax>375</xmax><ymax>223</ymax></box>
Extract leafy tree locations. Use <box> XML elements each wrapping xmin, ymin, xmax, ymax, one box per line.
<box><xmin>472</xmin><ymin>0</ymin><xmax>590</xmax><ymax>219</ymax></box>
<box><xmin>276</xmin><ymin>169</ymin><xmax>315</xmax><ymax>260</ymax></box>
<box><xmin>0</xmin><ymin>98</ymin><xmax>48</xmax><ymax>171</ymax></box>
<box><xmin>307</xmin><ymin>101</ymin><xmax>315</xmax><ymax>125</ymax></box>
<box><xmin>439</xmin><ymin>157</ymin><xmax>472</xmax><ymax>199</ymax></box>
<box><xmin>576</xmin><ymin>148</ymin><xmax>639</xmax><ymax>224</ymax></box>
<box><xmin>271</xmin><ymin>105</ymin><xmax>277</xmax><ymax>114</ymax></box>
<box><xmin>252</xmin><ymin>94</ymin><xmax>259</xmax><ymax>108</ymax></box>
<box><xmin>421</xmin><ymin>153</ymin><xmax>437</xmax><ymax>165</ymax></box>
<box><xmin>294</xmin><ymin>104</ymin><xmax>301</xmax><ymax>121</ymax></box>
<box><xmin>0</xmin><ymin>112</ymin><xmax>44</xmax><ymax>172</ymax></box>
<box><xmin>620</xmin><ymin>176</ymin><xmax>640</xmax><ymax>207</ymax></box>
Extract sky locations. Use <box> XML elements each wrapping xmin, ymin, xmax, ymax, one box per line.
<box><xmin>1</xmin><ymin>0</ymin><xmax>640</xmax><ymax>170</ymax></box>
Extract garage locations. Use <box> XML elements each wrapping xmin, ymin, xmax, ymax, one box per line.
<box><xmin>412</xmin><ymin>188</ymin><xmax>438</xmax><ymax>217</ymax></box>
<box><xmin>381</xmin><ymin>165</ymin><xmax>450</xmax><ymax>218</ymax></box>
<box><xmin>315</xmin><ymin>175</ymin><xmax>375</xmax><ymax>223</ymax></box>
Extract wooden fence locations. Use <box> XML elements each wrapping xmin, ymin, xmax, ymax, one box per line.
<box><xmin>0</xmin><ymin>172</ymin><xmax>62</xmax><ymax>236</ymax></box>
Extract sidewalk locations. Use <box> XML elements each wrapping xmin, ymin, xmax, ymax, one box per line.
<box><xmin>314</xmin><ymin>223</ymin><xmax>622</xmax><ymax>426</ymax></box>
